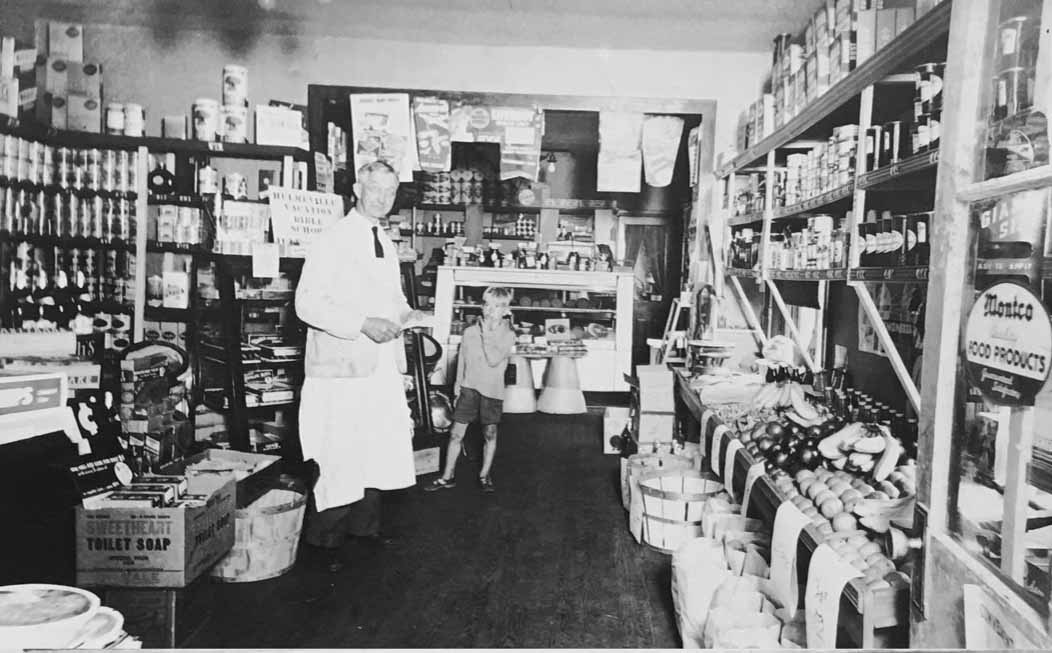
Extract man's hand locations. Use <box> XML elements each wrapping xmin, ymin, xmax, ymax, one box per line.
<box><xmin>401</xmin><ymin>309</ymin><xmax>425</xmax><ymax>326</ymax></box>
<box><xmin>362</xmin><ymin>317</ymin><xmax>401</xmax><ymax>343</ymax></box>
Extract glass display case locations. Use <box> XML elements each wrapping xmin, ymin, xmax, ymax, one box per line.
<box><xmin>431</xmin><ymin>266</ymin><xmax>634</xmax><ymax>392</ymax></box>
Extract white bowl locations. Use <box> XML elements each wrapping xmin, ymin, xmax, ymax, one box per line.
<box><xmin>0</xmin><ymin>584</ymin><xmax>101</xmax><ymax>649</ymax></box>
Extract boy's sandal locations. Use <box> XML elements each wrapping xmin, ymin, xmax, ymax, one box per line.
<box><xmin>424</xmin><ymin>477</ymin><xmax>456</xmax><ymax>492</ymax></box>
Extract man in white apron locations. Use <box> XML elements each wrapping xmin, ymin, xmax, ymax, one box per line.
<box><xmin>295</xmin><ymin>160</ymin><xmax>420</xmax><ymax>567</ymax></box>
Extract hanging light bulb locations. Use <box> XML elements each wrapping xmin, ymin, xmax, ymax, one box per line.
<box><xmin>545</xmin><ymin>152</ymin><xmax>557</xmax><ymax>174</ymax></box>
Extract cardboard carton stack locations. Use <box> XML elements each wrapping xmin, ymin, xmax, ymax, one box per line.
<box><xmin>34</xmin><ymin>20</ymin><xmax>103</xmax><ymax>131</ymax></box>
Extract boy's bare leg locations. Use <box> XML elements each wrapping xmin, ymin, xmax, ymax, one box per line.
<box><xmin>480</xmin><ymin>424</ymin><xmax>498</xmax><ymax>478</ymax></box>
<box><xmin>441</xmin><ymin>421</ymin><xmax>469</xmax><ymax>480</ymax></box>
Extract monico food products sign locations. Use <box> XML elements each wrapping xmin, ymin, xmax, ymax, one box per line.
<box><xmin>965</xmin><ymin>282</ymin><xmax>1052</xmax><ymax>406</ymax></box>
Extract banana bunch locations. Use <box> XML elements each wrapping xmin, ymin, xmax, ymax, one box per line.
<box><xmin>817</xmin><ymin>421</ymin><xmax>903</xmax><ymax>481</ymax></box>
<box><xmin>752</xmin><ymin>381</ymin><xmax>820</xmax><ymax>422</ymax></box>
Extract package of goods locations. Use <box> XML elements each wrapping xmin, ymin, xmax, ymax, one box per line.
<box><xmin>636</xmin><ymin>410</ymin><xmax>675</xmax><ymax>443</ymax></box>
<box><xmin>220</xmin><ymin>104</ymin><xmax>248</xmax><ymax>143</ymax></box>
<box><xmin>75</xmin><ymin>474</ymin><xmax>235</xmax><ymax>587</ymax></box>
<box><xmin>38</xmin><ymin>21</ymin><xmax>84</xmax><ymax>62</ymax></box>
<box><xmin>856</xmin><ymin>9</ymin><xmax>877</xmax><ymax>63</ymax></box>
<box><xmin>222</xmin><ymin>64</ymin><xmax>247</xmax><ymax>106</ymax></box>
<box><xmin>254</xmin><ymin>105</ymin><xmax>303</xmax><ymax>147</ymax></box>
<box><xmin>160</xmin><ymin>448</ymin><xmax>280</xmax><ymax>507</ymax></box>
<box><xmin>67</xmin><ymin>62</ymin><xmax>101</xmax><ymax>97</ymax></box>
<box><xmin>671</xmin><ymin>537</ymin><xmax>732</xmax><ymax>648</ymax></box>
<box><xmin>876</xmin><ymin>8</ymin><xmax>898</xmax><ymax>50</ymax></box>
<box><xmin>67</xmin><ymin>94</ymin><xmax>101</xmax><ymax>132</ymax></box>
<box><xmin>0</xmin><ymin>35</ymin><xmax>36</xmax><ymax>78</ymax></box>
<box><xmin>0</xmin><ymin>371</ymin><xmax>69</xmax><ymax>418</ymax></box>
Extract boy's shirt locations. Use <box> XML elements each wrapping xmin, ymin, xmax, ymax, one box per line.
<box><xmin>457</xmin><ymin>322</ymin><xmax>517</xmax><ymax>400</ymax></box>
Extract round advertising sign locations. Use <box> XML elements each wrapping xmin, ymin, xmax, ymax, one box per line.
<box><xmin>964</xmin><ymin>281</ymin><xmax>1052</xmax><ymax>406</ymax></box>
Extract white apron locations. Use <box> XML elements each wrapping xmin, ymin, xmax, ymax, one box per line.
<box><xmin>297</xmin><ymin>220</ymin><xmax>415</xmax><ymax>512</ymax></box>
<box><xmin>299</xmin><ymin>344</ymin><xmax>415</xmax><ymax>511</ymax></box>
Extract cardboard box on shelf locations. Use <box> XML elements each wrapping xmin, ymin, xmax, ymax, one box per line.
<box><xmin>634</xmin><ymin>364</ymin><xmax>675</xmax><ymax>413</ymax></box>
<box><xmin>895</xmin><ymin>7</ymin><xmax>916</xmax><ymax>34</ymax></box>
<box><xmin>67</xmin><ymin>61</ymin><xmax>102</xmax><ymax>98</ymax></box>
<box><xmin>75</xmin><ymin>474</ymin><xmax>235</xmax><ymax>588</ymax></box>
<box><xmin>0</xmin><ymin>36</ymin><xmax>35</xmax><ymax>78</ymax></box>
<box><xmin>0</xmin><ymin>371</ymin><xmax>68</xmax><ymax>417</ymax></box>
<box><xmin>46</xmin><ymin>21</ymin><xmax>84</xmax><ymax>62</ymax></box>
<box><xmin>856</xmin><ymin>9</ymin><xmax>877</xmax><ymax>64</ymax></box>
<box><xmin>0</xmin><ymin>77</ymin><xmax>17</xmax><ymax>118</ymax></box>
<box><xmin>66</xmin><ymin>93</ymin><xmax>101</xmax><ymax>132</ymax></box>
<box><xmin>876</xmin><ymin>8</ymin><xmax>897</xmax><ymax>50</ymax></box>
<box><xmin>160</xmin><ymin>448</ymin><xmax>280</xmax><ymax>508</ymax></box>
<box><xmin>36</xmin><ymin>56</ymin><xmax>68</xmax><ymax>93</ymax></box>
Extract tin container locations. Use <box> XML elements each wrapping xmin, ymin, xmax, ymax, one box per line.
<box><xmin>198</xmin><ymin>164</ymin><xmax>218</xmax><ymax>194</ymax></box>
<box><xmin>15</xmin><ymin>137</ymin><xmax>29</xmax><ymax>182</ymax></box>
<box><xmin>41</xmin><ymin>145</ymin><xmax>55</xmax><ymax>186</ymax></box>
<box><xmin>928</xmin><ymin>108</ymin><xmax>942</xmax><ymax>150</ymax></box>
<box><xmin>192</xmin><ymin>98</ymin><xmax>220</xmax><ymax>141</ymax></box>
<box><xmin>77</xmin><ymin>193</ymin><xmax>91</xmax><ymax>238</ymax></box>
<box><xmin>998</xmin><ymin>15</ymin><xmax>1039</xmax><ymax>70</ymax></box>
<box><xmin>70</xmin><ymin>150</ymin><xmax>86</xmax><ymax>191</ymax></box>
<box><xmin>224</xmin><ymin>172</ymin><xmax>247</xmax><ymax>199</ymax></box>
<box><xmin>101</xmin><ymin>149</ymin><xmax>117</xmax><ymax>192</ymax></box>
<box><xmin>53</xmin><ymin>190</ymin><xmax>68</xmax><ymax>236</ymax></box>
<box><xmin>883</xmin><ymin>121</ymin><xmax>906</xmax><ymax>162</ymax></box>
<box><xmin>123</xmin><ymin>104</ymin><xmax>145</xmax><ymax>137</ymax></box>
<box><xmin>126</xmin><ymin>150</ymin><xmax>139</xmax><ymax>193</ymax></box>
<box><xmin>2</xmin><ymin>135</ymin><xmax>17</xmax><ymax>179</ymax></box>
<box><xmin>116</xmin><ymin>150</ymin><xmax>131</xmax><ymax>193</ymax></box>
<box><xmin>85</xmin><ymin>148</ymin><xmax>101</xmax><ymax>191</ymax></box>
<box><xmin>106</xmin><ymin>103</ymin><xmax>126</xmax><ymax>136</ymax></box>
<box><xmin>222</xmin><ymin>65</ymin><xmax>248</xmax><ymax>107</ymax></box>
<box><xmin>56</xmin><ymin>147</ymin><xmax>72</xmax><ymax>189</ymax></box>
<box><xmin>162</xmin><ymin>115</ymin><xmax>187</xmax><ymax>140</ymax></box>
<box><xmin>912</xmin><ymin>116</ymin><xmax>931</xmax><ymax>153</ymax></box>
<box><xmin>118</xmin><ymin>198</ymin><xmax>132</xmax><ymax>240</ymax></box>
<box><xmin>25</xmin><ymin>141</ymin><xmax>41</xmax><ymax>185</ymax></box>
<box><xmin>994</xmin><ymin>66</ymin><xmax>1033</xmax><ymax>121</ymax></box>
<box><xmin>220</xmin><ymin>104</ymin><xmax>248</xmax><ymax>143</ymax></box>
<box><xmin>865</xmin><ymin>125</ymin><xmax>883</xmax><ymax>171</ymax></box>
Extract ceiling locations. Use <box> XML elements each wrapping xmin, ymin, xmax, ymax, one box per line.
<box><xmin>11</xmin><ymin>0</ymin><xmax>817</xmax><ymax>52</ymax></box>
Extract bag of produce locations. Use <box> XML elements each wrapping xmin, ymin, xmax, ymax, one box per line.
<box><xmin>670</xmin><ymin>537</ymin><xmax>730</xmax><ymax>649</ymax></box>
<box><xmin>704</xmin><ymin>608</ymin><xmax>782</xmax><ymax>649</ymax></box>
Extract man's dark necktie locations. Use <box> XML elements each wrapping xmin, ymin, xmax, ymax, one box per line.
<box><xmin>372</xmin><ymin>225</ymin><xmax>385</xmax><ymax>258</ymax></box>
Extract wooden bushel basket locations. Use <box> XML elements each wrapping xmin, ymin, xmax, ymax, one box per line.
<box><xmin>638</xmin><ymin>470</ymin><xmax>724</xmax><ymax>554</ymax></box>
<box><xmin>210</xmin><ymin>488</ymin><xmax>307</xmax><ymax>583</ymax></box>
<box><xmin>620</xmin><ymin>451</ymin><xmax>694</xmax><ymax>512</ymax></box>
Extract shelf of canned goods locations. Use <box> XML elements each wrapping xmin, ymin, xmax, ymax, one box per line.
<box><xmin>707</xmin><ymin>2</ymin><xmax>952</xmax><ymax>415</ymax></box>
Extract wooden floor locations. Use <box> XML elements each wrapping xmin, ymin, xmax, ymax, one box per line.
<box><xmin>185</xmin><ymin>412</ymin><xmax>679</xmax><ymax>648</ymax></box>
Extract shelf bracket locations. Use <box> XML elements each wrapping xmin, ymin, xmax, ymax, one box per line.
<box><xmin>729</xmin><ymin>274</ymin><xmax>768</xmax><ymax>349</ymax></box>
<box><xmin>765</xmin><ymin>278</ymin><xmax>817</xmax><ymax>372</ymax></box>
<box><xmin>852</xmin><ymin>282</ymin><xmax>921</xmax><ymax>413</ymax></box>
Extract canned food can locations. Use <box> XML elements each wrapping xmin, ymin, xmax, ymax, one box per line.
<box><xmin>162</xmin><ymin>114</ymin><xmax>188</xmax><ymax>139</ymax></box>
<box><xmin>913</xmin><ymin>117</ymin><xmax>930</xmax><ymax>153</ymax></box>
<box><xmin>71</xmin><ymin>153</ymin><xmax>85</xmax><ymax>191</ymax></box>
<box><xmin>86</xmin><ymin>148</ymin><xmax>102</xmax><ymax>191</ymax></box>
<box><xmin>222</xmin><ymin>65</ymin><xmax>248</xmax><ymax>106</ymax></box>
<box><xmin>106</xmin><ymin>103</ymin><xmax>126</xmax><ymax>136</ymax></box>
<box><xmin>40</xmin><ymin>191</ymin><xmax>55</xmax><ymax>235</ymax></box>
<box><xmin>998</xmin><ymin>16</ymin><xmax>1039</xmax><ymax>70</ymax></box>
<box><xmin>928</xmin><ymin>109</ymin><xmax>942</xmax><ymax>149</ymax></box>
<box><xmin>192</xmin><ymin>98</ymin><xmax>220</xmax><ymax>141</ymax></box>
<box><xmin>220</xmin><ymin>104</ymin><xmax>248</xmax><ymax>143</ymax></box>
<box><xmin>56</xmin><ymin>147</ymin><xmax>72</xmax><ymax>189</ymax></box>
<box><xmin>1</xmin><ymin>135</ymin><xmax>16</xmax><ymax>179</ymax></box>
<box><xmin>77</xmin><ymin>194</ymin><xmax>92</xmax><ymax>237</ymax></box>
<box><xmin>53</xmin><ymin>190</ymin><xmax>67</xmax><ymax>236</ymax></box>
<box><xmin>118</xmin><ymin>198</ymin><xmax>131</xmax><ymax>240</ymax></box>
<box><xmin>994</xmin><ymin>66</ymin><xmax>1034</xmax><ymax>121</ymax></box>
<box><xmin>41</xmin><ymin>146</ymin><xmax>55</xmax><ymax>186</ymax></box>
<box><xmin>123</xmin><ymin>103</ymin><xmax>145</xmax><ymax>137</ymax></box>
<box><xmin>224</xmin><ymin>172</ymin><xmax>247</xmax><ymax>199</ymax></box>
<box><xmin>25</xmin><ymin>141</ymin><xmax>41</xmax><ymax>185</ymax></box>
<box><xmin>116</xmin><ymin>150</ymin><xmax>130</xmax><ymax>193</ymax></box>
<box><xmin>126</xmin><ymin>150</ymin><xmax>139</xmax><ymax>193</ymax></box>
<box><xmin>911</xmin><ymin>211</ymin><xmax>931</xmax><ymax>266</ymax></box>
<box><xmin>883</xmin><ymin>121</ymin><xmax>905</xmax><ymax>162</ymax></box>
<box><xmin>101</xmin><ymin>149</ymin><xmax>118</xmax><ymax>192</ymax></box>
<box><xmin>16</xmin><ymin>138</ymin><xmax>29</xmax><ymax>182</ymax></box>
<box><xmin>198</xmin><ymin>165</ymin><xmax>219</xmax><ymax>194</ymax></box>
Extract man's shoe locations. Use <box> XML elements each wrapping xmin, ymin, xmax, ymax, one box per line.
<box><xmin>423</xmin><ymin>477</ymin><xmax>456</xmax><ymax>492</ymax></box>
<box><xmin>479</xmin><ymin>475</ymin><xmax>495</xmax><ymax>493</ymax></box>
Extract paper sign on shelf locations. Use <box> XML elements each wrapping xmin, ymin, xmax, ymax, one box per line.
<box><xmin>741</xmin><ymin>462</ymin><xmax>767</xmax><ymax>516</ymax></box>
<box><xmin>268</xmin><ymin>188</ymin><xmax>344</xmax><ymax>248</ymax></box>
<box><xmin>723</xmin><ymin>439</ymin><xmax>744</xmax><ymax>493</ymax></box>
<box><xmin>251</xmin><ymin>242</ymin><xmax>279</xmax><ymax>278</ymax></box>
<box><xmin>771</xmin><ymin>501</ymin><xmax>811</xmax><ymax>614</ymax></box>
<box><xmin>805</xmin><ymin>543</ymin><xmax>863</xmax><ymax>648</ymax></box>
<box><xmin>710</xmin><ymin>424</ymin><xmax>728</xmax><ymax>474</ymax></box>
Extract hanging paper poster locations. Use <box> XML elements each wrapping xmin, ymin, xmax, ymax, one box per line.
<box><xmin>805</xmin><ymin>543</ymin><xmax>862</xmax><ymax>648</ymax></box>
<box><xmin>597</xmin><ymin>112</ymin><xmax>643</xmax><ymax>193</ymax></box>
<box><xmin>449</xmin><ymin>100</ymin><xmax>475</xmax><ymax>143</ymax></box>
<box><xmin>268</xmin><ymin>188</ymin><xmax>344</xmax><ymax>251</ymax></box>
<box><xmin>349</xmin><ymin>93</ymin><xmax>414</xmax><ymax>182</ymax></box>
<box><xmin>493</xmin><ymin>106</ymin><xmax>543</xmax><ymax>181</ymax></box>
<box><xmin>770</xmin><ymin>501</ymin><xmax>810</xmax><ymax>614</ymax></box>
<box><xmin>412</xmin><ymin>97</ymin><xmax>452</xmax><ymax>172</ymax></box>
<box><xmin>642</xmin><ymin>115</ymin><xmax>684</xmax><ymax>188</ymax></box>
<box><xmin>688</xmin><ymin>126</ymin><xmax>700</xmax><ymax>187</ymax></box>
<box><xmin>857</xmin><ymin>282</ymin><xmax>923</xmax><ymax>361</ymax></box>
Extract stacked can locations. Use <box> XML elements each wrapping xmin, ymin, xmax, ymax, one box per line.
<box><xmin>992</xmin><ymin>14</ymin><xmax>1039</xmax><ymax>122</ymax></box>
<box><xmin>221</xmin><ymin>65</ymin><xmax>249</xmax><ymax>143</ymax></box>
<box><xmin>832</xmin><ymin>125</ymin><xmax>858</xmax><ymax>187</ymax></box>
<box><xmin>913</xmin><ymin>62</ymin><xmax>946</xmax><ymax>153</ymax></box>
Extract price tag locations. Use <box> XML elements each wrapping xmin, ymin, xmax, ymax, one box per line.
<box><xmin>771</xmin><ymin>501</ymin><xmax>811</xmax><ymax>614</ymax></box>
<box><xmin>251</xmin><ymin>242</ymin><xmax>280</xmax><ymax>278</ymax></box>
<box><xmin>723</xmin><ymin>439</ymin><xmax>744</xmax><ymax>493</ymax></box>
<box><xmin>883</xmin><ymin>268</ymin><xmax>894</xmax><ymax>280</ymax></box>
<box><xmin>207</xmin><ymin>142</ymin><xmax>224</xmax><ymax>152</ymax></box>
<box><xmin>889</xmin><ymin>164</ymin><xmax>901</xmax><ymax>177</ymax></box>
<box><xmin>740</xmin><ymin>461</ymin><xmax>767</xmax><ymax>516</ymax></box>
<box><xmin>710</xmin><ymin>424</ymin><xmax>728</xmax><ymax>474</ymax></box>
<box><xmin>805</xmin><ymin>543</ymin><xmax>863</xmax><ymax>648</ymax></box>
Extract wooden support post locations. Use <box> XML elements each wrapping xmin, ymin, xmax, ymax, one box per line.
<box><xmin>132</xmin><ymin>145</ymin><xmax>149</xmax><ymax>343</ymax></box>
<box><xmin>854</xmin><ymin>283</ymin><xmax>921</xmax><ymax>413</ymax></box>
<box><xmin>766</xmin><ymin>278</ymin><xmax>817</xmax><ymax>372</ymax></box>
<box><xmin>730</xmin><ymin>275</ymin><xmax>768</xmax><ymax>349</ymax></box>
<box><xmin>759</xmin><ymin>150</ymin><xmax>776</xmax><ymax>288</ymax></box>
<box><xmin>1001</xmin><ymin>406</ymin><xmax>1035</xmax><ymax>583</ymax></box>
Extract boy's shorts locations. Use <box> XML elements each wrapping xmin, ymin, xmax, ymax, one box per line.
<box><xmin>453</xmin><ymin>387</ymin><xmax>503</xmax><ymax>426</ymax></box>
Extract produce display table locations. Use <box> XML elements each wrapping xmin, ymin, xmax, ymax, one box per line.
<box><xmin>673</xmin><ymin>368</ymin><xmax>910</xmax><ymax>648</ymax></box>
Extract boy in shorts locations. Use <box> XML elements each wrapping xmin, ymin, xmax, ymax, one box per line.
<box><xmin>425</xmin><ymin>286</ymin><xmax>516</xmax><ymax>493</ymax></box>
